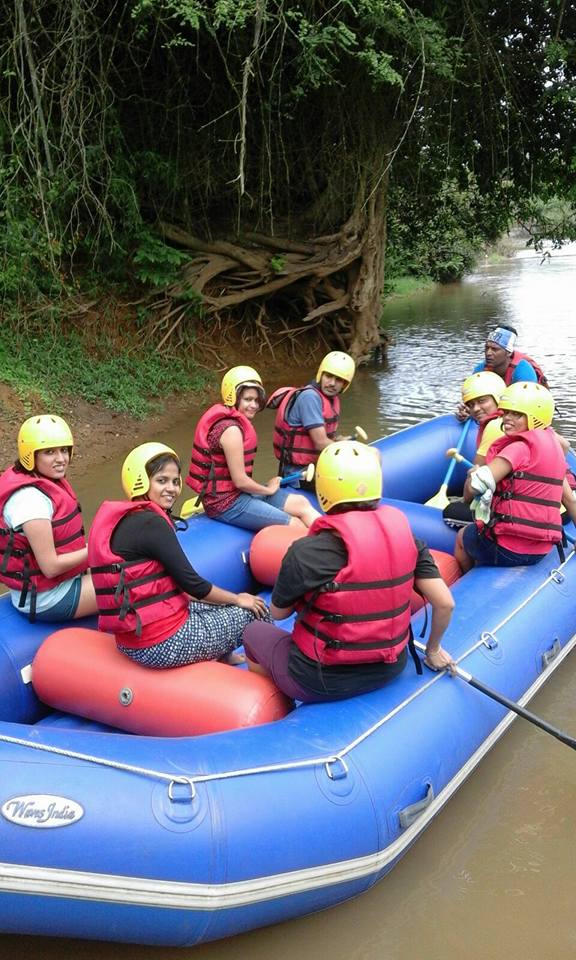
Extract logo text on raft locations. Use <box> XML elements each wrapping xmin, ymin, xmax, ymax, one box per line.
<box><xmin>1</xmin><ymin>795</ymin><xmax>84</xmax><ymax>828</ymax></box>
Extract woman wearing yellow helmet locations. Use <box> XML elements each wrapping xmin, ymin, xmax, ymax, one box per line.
<box><xmin>455</xmin><ymin>383</ymin><xmax>576</xmax><ymax>571</ymax></box>
<box><xmin>186</xmin><ymin>366</ymin><xmax>319</xmax><ymax>532</ymax></box>
<box><xmin>0</xmin><ymin>415</ymin><xmax>97</xmax><ymax>622</ymax></box>
<box><xmin>88</xmin><ymin>443</ymin><xmax>268</xmax><ymax>667</ymax></box>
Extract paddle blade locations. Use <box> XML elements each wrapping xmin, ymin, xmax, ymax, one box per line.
<box><xmin>425</xmin><ymin>484</ymin><xmax>450</xmax><ymax>510</ymax></box>
<box><xmin>180</xmin><ymin>497</ymin><xmax>205</xmax><ymax>519</ymax></box>
<box><xmin>303</xmin><ymin>462</ymin><xmax>315</xmax><ymax>483</ymax></box>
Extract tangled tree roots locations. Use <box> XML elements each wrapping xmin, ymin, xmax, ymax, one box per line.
<box><xmin>139</xmin><ymin>219</ymin><xmax>387</xmax><ymax>366</ymax></box>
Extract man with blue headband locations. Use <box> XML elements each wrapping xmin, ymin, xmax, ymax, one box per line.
<box><xmin>473</xmin><ymin>324</ymin><xmax>549</xmax><ymax>387</ymax></box>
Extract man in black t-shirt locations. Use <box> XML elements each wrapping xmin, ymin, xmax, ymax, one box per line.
<box><xmin>243</xmin><ymin>441</ymin><xmax>455</xmax><ymax>703</ymax></box>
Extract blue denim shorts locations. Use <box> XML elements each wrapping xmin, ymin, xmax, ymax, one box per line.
<box><xmin>213</xmin><ymin>489</ymin><xmax>292</xmax><ymax>532</ymax></box>
<box><xmin>34</xmin><ymin>575</ymin><xmax>83</xmax><ymax>621</ymax></box>
<box><xmin>462</xmin><ymin>525</ymin><xmax>548</xmax><ymax>567</ymax></box>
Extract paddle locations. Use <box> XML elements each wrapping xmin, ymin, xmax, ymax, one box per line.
<box><xmin>351</xmin><ymin>425</ymin><xmax>368</xmax><ymax>442</ymax></box>
<box><xmin>179</xmin><ymin>463</ymin><xmax>316</xmax><ymax>519</ymax></box>
<box><xmin>455</xmin><ymin>666</ymin><xmax>576</xmax><ymax>752</ymax></box>
<box><xmin>425</xmin><ymin>419</ymin><xmax>472</xmax><ymax>509</ymax></box>
<box><xmin>446</xmin><ymin>448</ymin><xmax>474</xmax><ymax>470</ymax></box>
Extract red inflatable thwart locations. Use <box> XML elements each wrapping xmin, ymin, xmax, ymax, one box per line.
<box><xmin>410</xmin><ymin>548</ymin><xmax>462</xmax><ymax>613</ymax></box>
<box><xmin>249</xmin><ymin>525</ymin><xmax>307</xmax><ymax>586</ymax></box>
<box><xmin>32</xmin><ymin>628</ymin><xmax>292</xmax><ymax>736</ymax></box>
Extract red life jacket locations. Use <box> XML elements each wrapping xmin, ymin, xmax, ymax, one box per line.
<box><xmin>88</xmin><ymin>500</ymin><xmax>189</xmax><ymax>644</ymax></box>
<box><xmin>501</xmin><ymin>351</ymin><xmax>549</xmax><ymax>387</ymax></box>
<box><xmin>485</xmin><ymin>428</ymin><xmax>565</xmax><ymax>543</ymax></box>
<box><xmin>185</xmin><ymin>404</ymin><xmax>258</xmax><ymax>497</ymax></box>
<box><xmin>270</xmin><ymin>385</ymin><xmax>340</xmax><ymax>468</ymax></box>
<box><xmin>292</xmin><ymin>507</ymin><xmax>417</xmax><ymax>665</ymax></box>
<box><xmin>0</xmin><ymin>467</ymin><xmax>87</xmax><ymax>620</ymax></box>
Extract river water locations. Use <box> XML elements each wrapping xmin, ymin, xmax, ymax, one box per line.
<box><xmin>3</xmin><ymin>246</ymin><xmax>576</xmax><ymax>959</ymax></box>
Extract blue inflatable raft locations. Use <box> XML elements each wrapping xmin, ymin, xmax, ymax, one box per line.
<box><xmin>1</xmin><ymin>414</ymin><xmax>576</xmax><ymax>946</ymax></box>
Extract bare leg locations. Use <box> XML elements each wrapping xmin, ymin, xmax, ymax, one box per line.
<box><xmin>283</xmin><ymin>493</ymin><xmax>320</xmax><ymax>528</ymax></box>
<box><xmin>245</xmin><ymin>656</ymin><xmax>270</xmax><ymax>677</ymax></box>
<box><xmin>455</xmin><ymin>529</ymin><xmax>474</xmax><ymax>573</ymax></box>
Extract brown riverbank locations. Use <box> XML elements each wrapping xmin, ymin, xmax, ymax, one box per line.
<box><xmin>0</xmin><ymin>382</ymin><xmax>200</xmax><ymax>477</ymax></box>
<box><xmin>0</xmin><ymin>342</ymin><xmax>324</xmax><ymax>476</ymax></box>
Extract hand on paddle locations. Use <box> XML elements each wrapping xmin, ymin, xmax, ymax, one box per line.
<box><xmin>424</xmin><ymin>645</ymin><xmax>456</xmax><ymax>674</ymax></box>
<box><xmin>264</xmin><ymin>476</ymin><xmax>282</xmax><ymax>495</ymax></box>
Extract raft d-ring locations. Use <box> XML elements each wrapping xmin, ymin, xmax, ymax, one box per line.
<box><xmin>324</xmin><ymin>756</ymin><xmax>349</xmax><ymax>781</ymax></box>
<box><xmin>550</xmin><ymin>568</ymin><xmax>565</xmax><ymax>584</ymax></box>
<box><xmin>168</xmin><ymin>778</ymin><xmax>197</xmax><ymax>804</ymax></box>
<box><xmin>480</xmin><ymin>631</ymin><xmax>498</xmax><ymax>650</ymax></box>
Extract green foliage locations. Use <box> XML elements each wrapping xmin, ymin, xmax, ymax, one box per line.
<box><xmin>269</xmin><ymin>254</ymin><xmax>286</xmax><ymax>274</ymax></box>
<box><xmin>386</xmin><ymin>172</ymin><xmax>493</xmax><ymax>283</ymax></box>
<box><xmin>133</xmin><ymin>231</ymin><xmax>190</xmax><ymax>287</ymax></box>
<box><xmin>519</xmin><ymin>196</ymin><xmax>576</xmax><ymax>251</ymax></box>
<box><xmin>0</xmin><ymin>0</ymin><xmax>575</xmax><ymax>321</ymax></box>
<box><xmin>0</xmin><ymin>324</ymin><xmax>208</xmax><ymax>418</ymax></box>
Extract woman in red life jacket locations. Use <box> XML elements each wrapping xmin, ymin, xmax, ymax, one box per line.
<box><xmin>186</xmin><ymin>365</ymin><xmax>319</xmax><ymax>532</ymax></box>
<box><xmin>243</xmin><ymin>441</ymin><xmax>455</xmax><ymax>703</ymax></box>
<box><xmin>0</xmin><ymin>415</ymin><xmax>96</xmax><ymax>622</ymax></box>
<box><xmin>88</xmin><ymin>443</ymin><xmax>268</xmax><ymax>668</ymax></box>
<box><xmin>455</xmin><ymin>382</ymin><xmax>576</xmax><ymax>572</ymax></box>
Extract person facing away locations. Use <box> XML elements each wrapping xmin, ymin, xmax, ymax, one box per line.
<box><xmin>0</xmin><ymin>414</ymin><xmax>97</xmax><ymax>622</ymax></box>
<box><xmin>88</xmin><ymin>443</ymin><xmax>268</xmax><ymax>668</ymax></box>
<box><xmin>267</xmin><ymin>350</ymin><xmax>356</xmax><ymax>478</ymax></box>
<box><xmin>455</xmin><ymin>382</ymin><xmax>576</xmax><ymax>572</ymax></box>
<box><xmin>243</xmin><ymin>441</ymin><xmax>455</xmax><ymax>704</ymax></box>
<box><xmin>473</xmin><ymin>324</ymin><xmax>548</xmax><ymax>387</ymax></box>
<box><xmin>185</xmin><ymin>365</ymin><xmax>318</xmax><ymax>532</ymax></box>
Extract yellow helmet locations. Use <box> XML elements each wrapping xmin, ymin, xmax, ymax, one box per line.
<box><xmin>461</xmin><ymin>371</ymin><xmax>506</xmax><ymax>405</ymax></box>
<box><xmin>316</xmin><ymin>351</ymin><xmax>356</xmax><ymax>391</ymax></box>
<box><xmin>121</xmin><ymin>442</ymin><xmax>181</xmax><ymax>499</ymax></box>
<box><xmin>315</xmin><ymin>441</ymin><xmax>381</xmax><ymax>513</ymax></box>
<box><xmin>220</xmin><ymin>366</ymin><xmax>265</xmax><ymax>408</ymax></box>
<box><xmin>18</xmin><ymin>415</ymin><xmax>74</xmax><ymax>471</ymax></box>
<box><xmin>498</xmin><ymin>381</ymin><xmax>555</xmax><ymax>430</ymax></box>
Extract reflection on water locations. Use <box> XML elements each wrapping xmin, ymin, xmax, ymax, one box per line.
<box><xmin>3</xmin><ymin>248</ymin><xmax>576</xmax><ymax>960</ymax></box>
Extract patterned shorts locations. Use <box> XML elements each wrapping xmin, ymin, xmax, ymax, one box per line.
<box><xmin>118</xmin><ymin>601</ymin><xmax>266</xmax><ymax>669</ymax></box>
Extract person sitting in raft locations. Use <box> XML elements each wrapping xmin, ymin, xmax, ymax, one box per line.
<box><xmin>88</xmin><ymin>443</ymin><xmax>268</xmax><ymax>668</ymax></box>
<box><xmin>242</xmin><ymin>441</ymin><xmax>456</xmax><ymax>703</ymax></box>
<box><xmin>0</xmin><ymin>415</ymin><xmax>96</xmax><ymax>622</ymax></box>
<box><xmin>186</xmin><ymin>365</ymin><xmax>319</xmax><ymax>532</ymax></box>
<box><xmin>454</xmin><ymin>382</ymin><xmax>576</xmax><ymax>573</ymax></box>
<box><xmin>456</xmin><ymin>371</ymin><xmax>507</xmax><ymax>463</ymax></box>
<box><xmin>473</xmin><ymin>324</ymin><xmax>548</xmax><ymax>387</ymax></box>
<box><xmin>445</xmin><ymin>372</ymin><xmax>506</xmax><ymax>529</ymax></box>
<box><xmin>267</xmin><ymin>350</ymin><xmax>356</xmax><ymax>480</ymax></box>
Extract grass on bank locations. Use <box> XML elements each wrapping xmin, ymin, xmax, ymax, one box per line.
<box><xmin>383</xmin><ymin>275</ymin><xmax>437</xmax><ymax>299</ymax></box>
<box><xmin>0</xmin><ymin>324</ymin><xmax>210</xmax><ymax>418</ymax></box>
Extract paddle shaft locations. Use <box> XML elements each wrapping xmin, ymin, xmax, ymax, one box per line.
<box><xmin>442</xmin><ymin>418</ymin><xmax>472</xmax><ymax>489</ymax></box>
<box><xmin>280</xmin><ymin>465</ymin><xmax>312</xmax><ymax>486</ymax></box>
<box><xmin>447</xmin><ymin>450</ymin><xmax>474</xmax><ymax>469</ymax></box>
<box><xmin>457</xmin><ymin>668</ymin><xmax>576</xmax><ymax>751</ymax></box>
